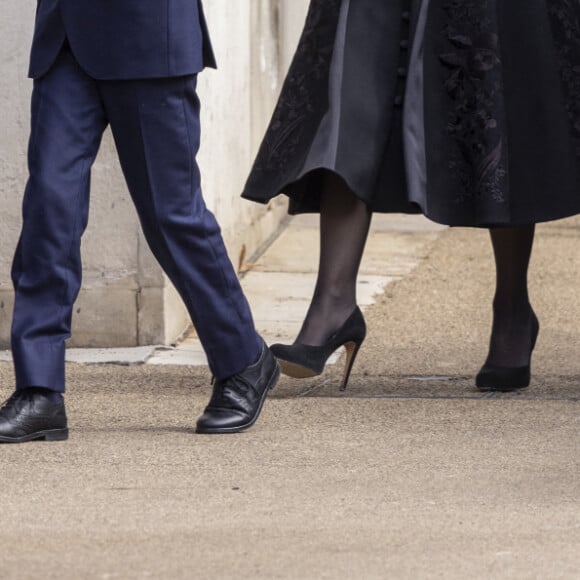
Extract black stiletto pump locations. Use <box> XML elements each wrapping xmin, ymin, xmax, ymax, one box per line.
<box><xmin>270</xmin><ymin>307</ymin><xmax>366</xmax><ymax>390</ymax></box>
<box><xmin>476</xmin><ymin>313</ymin><xmax>540</xmax><ymax>391</ymax></box>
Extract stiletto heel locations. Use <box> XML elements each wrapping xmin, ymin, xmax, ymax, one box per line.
<box><xmin>270</xmin><ymin>307</ymin><xmax>366</xmax><ymax>389</ymax></box>
<box><xmin>340</xmin><ymin>340</ymin><xmax>362</xmax><ymax>391</ymax></box>
<box><xmin>476</xmin><ymin>312</ymin><xmax>539</xmax><ymax>391</ymax></box>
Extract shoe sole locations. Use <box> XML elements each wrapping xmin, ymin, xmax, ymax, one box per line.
<box><xmin>476</xmin><ymin>383</ymin><xmax>530</xmax><ymax>392</ymax></box>
<box><xmin>196</xmin><ymin>364</ymin><xmax>281</xmax><ymax>434</ymax></box>
<box><xmin>278</xmin><ymin>360</ymin><xmax>320</xmax><ymax>379</ymax></box>
<box><xmin>0</xmin><ymin>428</ymin><xmax>69</xmax><ymax>443</ymax></box>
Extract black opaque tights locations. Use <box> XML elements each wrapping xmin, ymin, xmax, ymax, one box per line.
<box><xmin>484</xmin><ymin>225</ymin><xmax>537</xmax><ymax>368</ymax></box>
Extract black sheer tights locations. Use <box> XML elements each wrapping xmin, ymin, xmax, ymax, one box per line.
<box><xmin>295</xmin><ymin>173</ymin><xmax>371</xmax><ymax>346</ymax></box>
<box><xmin>485</xmin><ymin>225</ymin><xmax>537</xmax><ymax>368</ymax></box>
<box><xmin>294</xmin><ymin>173</ymin><xmax>538</xmax><ymax>370</ymax></box>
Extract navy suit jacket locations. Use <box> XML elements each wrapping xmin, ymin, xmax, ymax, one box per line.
<box><xmin>29</xmin><ymin>0</ymin><xmax>217</xmax><ymax>80</ymax></box>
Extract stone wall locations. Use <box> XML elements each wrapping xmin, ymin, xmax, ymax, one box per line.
<box><xmin>0</xmin><ymin>0</ymin><xmax>309</xmax><ymax>347</ymax></box>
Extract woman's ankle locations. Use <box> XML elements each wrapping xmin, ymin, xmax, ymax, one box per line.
<box><xmin>296</xmin><ymin>301</ymin><xmax>357</xmax><ymax>346</ymax></box>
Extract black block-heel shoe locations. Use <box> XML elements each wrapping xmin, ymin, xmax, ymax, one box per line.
<box><xmin>270</xmin><ymin>307</ymin><xmax>366</xmax><ymax>390</ymax></box>
<box><xmin>476</xmin><ymin>313</ymin><xmax>540</xmax><ymax>391</ymax></box>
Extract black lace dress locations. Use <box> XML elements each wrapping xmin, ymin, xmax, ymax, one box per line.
<box><xmin>242</xmin><ymin>0</ymin><xmax>580</xmax><ymax>227</ymax></box>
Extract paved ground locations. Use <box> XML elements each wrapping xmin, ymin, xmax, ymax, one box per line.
<box><xmin>0</xmin><ymin>215</ymin><xmax>579</xmax><ymax>579</ymax></box>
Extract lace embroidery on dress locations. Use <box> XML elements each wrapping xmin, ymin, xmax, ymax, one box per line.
<box><xmin>547</xmin><ymin>0</ymin><xmax>580</xmax><ymax>157</ymax></box>
<box><xmin>251</xmin><ymin>0</ymin><xmax>341</xmax><ymax>178</ymax></box>
<box><xmin>439</xmin><ymin>0</ymin><xmax>507</xmax><ymax>204</ymax></box>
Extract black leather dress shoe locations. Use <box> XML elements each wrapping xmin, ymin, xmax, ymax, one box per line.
<box><xmin>0</xmin><ymin>389</ymin><xmax>68</xmax><ymax>443</ymax></box>
<box><xmin>196</xmin><ymin>342</ymin><xmax>280</xmax><ymax>434</ymax></box>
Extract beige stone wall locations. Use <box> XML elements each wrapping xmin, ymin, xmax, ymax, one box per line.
<box><xmin>0</xmin><ymin>0</ymin><xmax>309</xmax><ymax>348</ymax></box>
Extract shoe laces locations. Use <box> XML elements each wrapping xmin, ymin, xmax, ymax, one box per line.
<box><xmin>0</xmin><ymin>391</ymin><xmax>32</xmax><ymax>413</ymax></box>
<box><xmin>210</xmin><ymin>374</ymin><xmax>254</xmax><ymax>407</ymax></box>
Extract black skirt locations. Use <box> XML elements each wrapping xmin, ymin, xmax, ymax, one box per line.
<box><xmin>242</xmin><ymin>0</ymin><xmax>580</xmax><ymax>227</ymax></box>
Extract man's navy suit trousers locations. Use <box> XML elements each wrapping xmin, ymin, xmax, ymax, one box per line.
<box><xmin>11</xmin><ymin>49</ymin><xmax>261</xmax><ymax>391</ymax></box>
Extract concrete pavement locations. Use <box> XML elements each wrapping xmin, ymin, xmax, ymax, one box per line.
<box><xmin>0</xmin><ymin>215</ymin><xmax>578</xmax><ymax>579</ymax></box>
